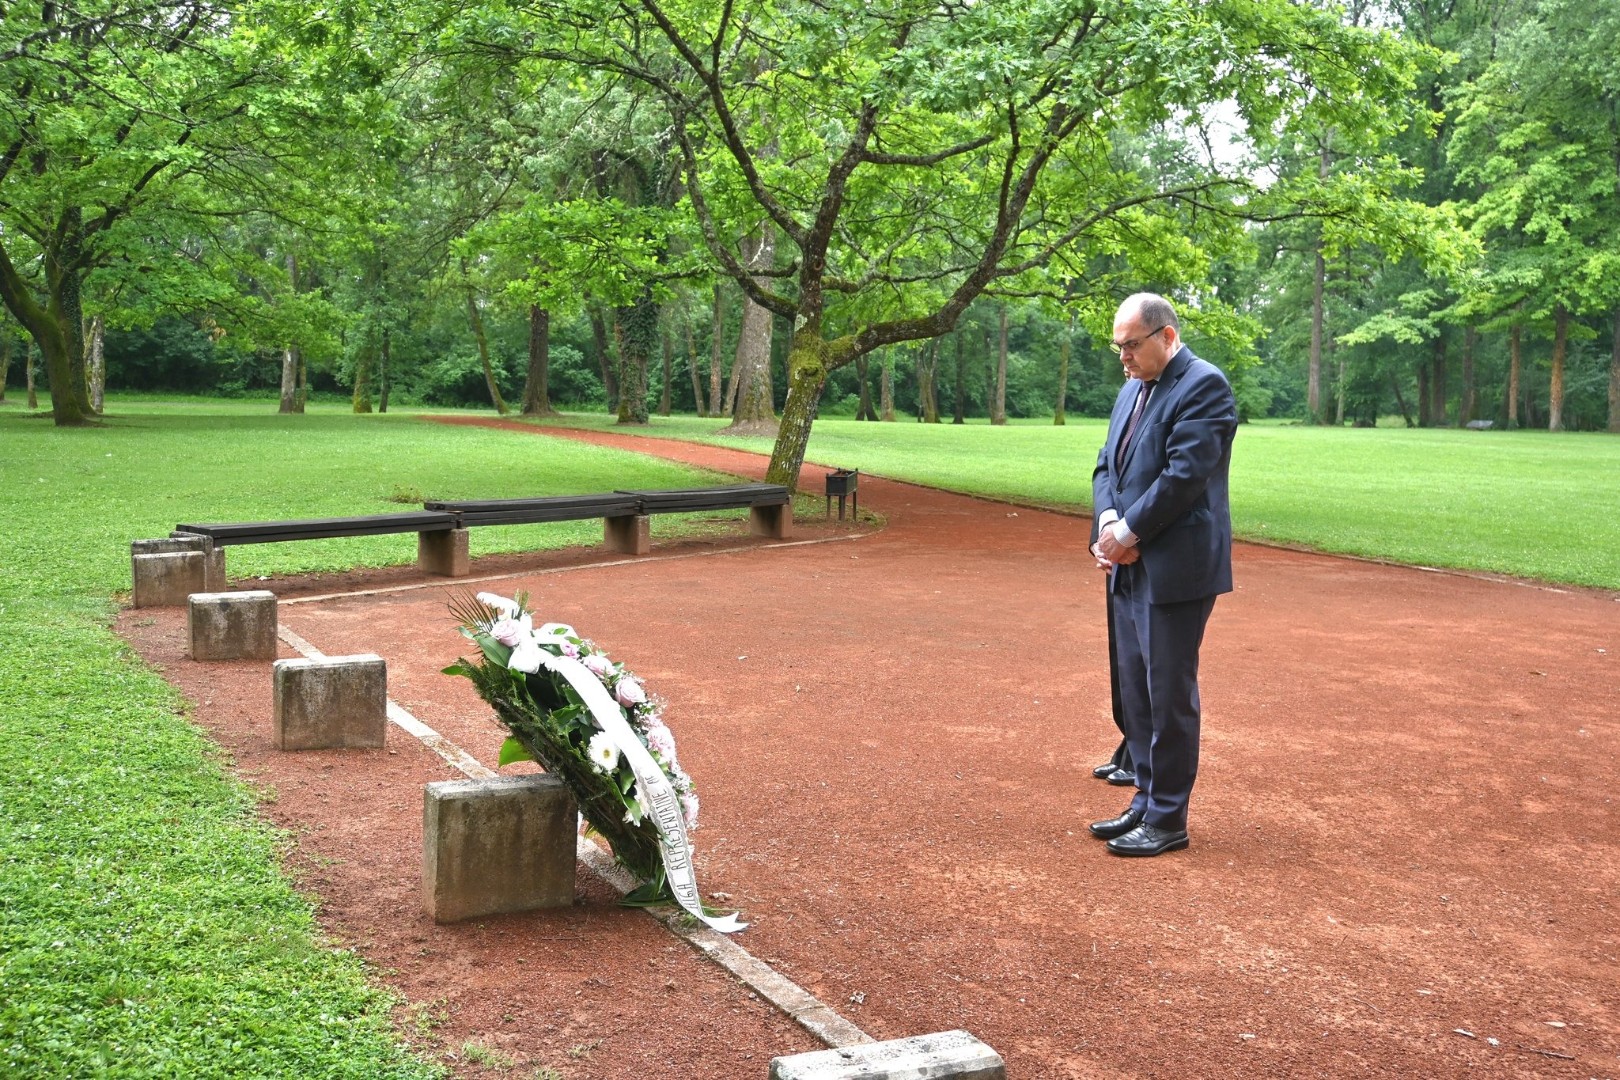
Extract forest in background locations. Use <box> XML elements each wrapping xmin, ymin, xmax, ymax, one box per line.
<box><xmin>3</xmin><ymin>0</ymin><xmax>1616</xmax><ymax>482</ymax></box>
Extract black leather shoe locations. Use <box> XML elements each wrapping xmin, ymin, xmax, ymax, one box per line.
<box><xmin>1106</xmin><ymin>768</ymin><xmax>1138</xmax><ymax>786</ymax></box>
<box><xmin>1088</xmin><ymin>806</ymin><xmax>1145</xmax><ymax>840</ymax></box>
<box><xmin>1106</xmin><ymin>822</ymin><xmax>1190</xmax><ymax>857</ymax></box>
<box><xmin>1092</xmin><ymin>761</ymin><xmax>1120</xmax><ymax>779</ymax></box>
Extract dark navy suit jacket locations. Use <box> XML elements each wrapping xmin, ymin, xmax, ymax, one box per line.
<box><xmin>1091</xmin><ymin>345</ymin><xmax>1237</xmax><ymax>606</ymax></box>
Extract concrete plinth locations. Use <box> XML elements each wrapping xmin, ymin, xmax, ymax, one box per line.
<box><xmin>131</xmin><ymin>551</ymin><xmax>208</xmax><ymax>608</ymax></box>
<box><xmin>605</xmin><ymin>514</ymin><xmax>650</xmax><ymax>555</ymax></box>
<box><xmin>188</xmin><ymin>590</ymin><xmax>278</xmax><ymax>661</ymax></box>
<box><xmin>422</xmin><ymin>775</ymin><xmax>578</xmax><ymax>922</ymax></box>
<box><xmin>770</xmin><ymin>1031</ymin><xmax>1005</xmax><ymax>1080</ymax></box>
<box><xmin>750</xmin><ymin>503</ymin><xmax>793</xmax><ymax>540</ymax></box>
<box><xmin>272</xmin><ymin>654</ymin><xmax>387</xmax><ymax>750</ymax></box>
<box><xmin>418</xmin><ymin>528</ymin><xmax>470</xmax><ymax>577</ymax></box>
<box><xmin>132</xmin><ymin>536</ymin><xmax>225</xmax><ymax>593</ymax></box>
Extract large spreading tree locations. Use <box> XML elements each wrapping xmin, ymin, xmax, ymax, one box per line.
<box><xmin>0</xmin><ymin>0</ymin><xmax>377</xmax><ymax>425</ymax></box>
<box><xmin>484</xmin><ymin>0</ymin><xmax>1436</xmax><ymax>486</ymax></box>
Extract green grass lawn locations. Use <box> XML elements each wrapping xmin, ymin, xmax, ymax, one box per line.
<box><xmin>0</xmin><ymin>399</ymin><xmax>754</xmax><ymax>1078</ymax></box>
<box><xmin>541</xmin><ymin>411</ymin><xmax>1620</xmax><ymax>591</ymax></box>
<box><xmin>1</xmin><ymin>394</ymin><xmax>1614</xmax><ymax>1075</ymax></box>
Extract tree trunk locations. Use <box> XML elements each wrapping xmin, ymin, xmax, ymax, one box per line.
<box><xmin>279</xmin><ymin>252</ymin><xmax>301</xmax><ymax>414</ymax></box>
<box><xmin>721</xmin><ymin>231</ymin><xmax>778</xmax><ymax>434</ymax></box>
<box><xmin>1608</xmin><ymin>304</ymin><xmax>1619</xmax><ymax>433</ymax></box>
<box><xmin>708</xmin><ymin>283</ymin><xmax>725</xmax><ymax>418</ymax></box>
<box><xmin>26</xmin><ymin>339</ymin><xmax>38</xmax><ymax>410</ymax></box>
<box><xmin>521</xmin><ymin>305</ymin><xmax>556</xmax><ymax>416</ymax></box>
<box><xmin>279</xmin><ymin>347</ymin><xmax>300</xmax><ymax>413</ymax></box>
<box><xmin>1309</xmin><ymin>241</ymin><xmax>1327</xmax><ymax>424</ymax></box>
<box><xmin>1460</xmin><ymin>325</ymin><xmax>1478</xmax><ymax>424</ymax></box>
<box><xmin>1390</xmin><ymin>371</ymin><xmax>1414</xmax><ymax>428</ymax></box>
<box><xmin>953</xmin><ymin>329</ymin><xmax>966</xmax><ymax>424</ymax></box>
<box><xmin>87</xmin><ymin>314</ymin><xmax>105</xmax><ymax>414</ymax></box>
<box><xmin>614</xmin><ymin>290</ymin><xmax>656</xmax><ymax>425</ymax></box>
<box><xmin>658</xmin><ymin>325</ymin><xmax>674</xmax><ymax>416</ymax></box>
<box><xmin>295</xmin><ymin>349</ymin><xmax>307</xmax><ymax>412</ymax></box>
<box><xmin>1417</xmin><ymin>362</ymin><xmax>1430</xmax><ymax>427</ymax></box>
<box><xmin>855</xmin><ymin>353</ymin><xmax>874</xmax><ymax>420</ymax></box>
<box><xmin>352</xmin><ymin>332</ymin><xmax>374</xmax><ymax>414</ymax></box>
<box><xmin>0</xmin><ymin>332</ymin><xmax>10</xmax><ymax>402</ymax></box>
<box><xmin>685</xmin><ymin>315</ymin><xmax>704</xmax><ymax>417</ymax></box>
<box><xmin>762</xmin><ymin>346</ymin><xmax>830</xmax><ymax>491</ymax></box>
<box><xmin>1507</xmin><ymin>321</ymin><xmax>1521</xmax><ymax>429</ymax></box>
<box><xmin>55</xmin><ymin>217</ymin><xmax>94</xmax><ymax>420</ymax></box>
<box><xmin>1308</xmin><ymin>141</ymin><xmax>1331</xmax><ymax>425</ymax></box>
<box><xmin>879</xmin><ymin>354</ymin><xmax>894</xmax><ymax>421</ymax></box>
<box><xmin>1430</xmin><ymin>333</ymin><xmax>1448</xmax><ymax>427</ymax></box>
<box><xmin>1549</xmin><ymin>304</ymin><xmax>1568</xmax><ymax>432</ymax></box>
<box><xmin>1054</xmin><ymin>315</ymin><xmax>1072</xmax><ymax>425</ymax></box>
<box><xmin>1333</xmin><ymin>333</ymin><xmax>1345</xmax><ymax>426</ymax></box>
<box><xmin>464</xmin><ymin>279</ymin><xmax>508</xmax><ymax>415</ymax></box>
<box><xmin>991</xmin><ymin>305</ymin><xmax>1008</xmax><ymax>425</ymax></box>
<box><xmin>918</xmin><ymin>340</ymin><xmax>940</xmax><ymax>422</ymax></box>
<box><xmin>590</xmin><ymin>306</ymin><xmax>620</xmax><ymax>412</ymax></box>
<box><xmin>378</xmin><ymin>327</ymin><xmax>391</xmax><ymax>413</ymax></box>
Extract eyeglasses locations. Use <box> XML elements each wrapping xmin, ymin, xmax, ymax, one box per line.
<box><xmin>1109</xmin><ymin>325</ymin><xmax>1168</xmax><ymax>355</ymax></box>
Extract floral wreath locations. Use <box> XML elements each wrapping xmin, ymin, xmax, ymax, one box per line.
<box><xmin>445</xmin><ymin>591</ymin><xmax>708</xmax><ymax>910</ymax></box>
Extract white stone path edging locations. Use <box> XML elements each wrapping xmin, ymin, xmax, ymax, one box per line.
<box><xmin>272</xmin><ymin>540</ymin><xmax>875</xmax><ymax>1051</ymax></box>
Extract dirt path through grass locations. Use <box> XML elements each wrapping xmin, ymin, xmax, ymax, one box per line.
<box><xmin>121</xmin><ymin>416</ymin><xmax>1620</xmax><ymax>1079</ymax></box>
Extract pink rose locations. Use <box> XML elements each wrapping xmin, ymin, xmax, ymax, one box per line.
<box><xmin>644</xmin><ymin>721</ymin><xmax>676</xmax><ymax>759</ymax></box>
<box><xmin>582</xmin><ymin>653</ymin><xmax>614</xmax><ymax>678</ymax></box>
<box><xmin>489</xmin><ymin>618</ymin><xmax>525</xmax><ymax>647</ymax></box>
<box><xmin>614</xmin><ymin>677</ymin><xmax>646</xmax><ymax>707</ymax></box>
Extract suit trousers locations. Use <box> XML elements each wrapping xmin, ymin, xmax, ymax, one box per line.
<box><xmin>1111</xmin><ymin>561</ymin><xmax>1217</xmax><ymax>830</ymax></box>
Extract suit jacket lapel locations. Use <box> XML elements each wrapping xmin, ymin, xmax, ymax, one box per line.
<box><xmin>1118</xmin><ymin>347</ymin><xmax>1192</xmax><ymax>475</ymax></box>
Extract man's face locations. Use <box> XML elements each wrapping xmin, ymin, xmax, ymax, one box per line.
<box><xmin>1112</xmin><ymin>306</ymin><xmax>1178</xmax><ymax>382</ymax></box>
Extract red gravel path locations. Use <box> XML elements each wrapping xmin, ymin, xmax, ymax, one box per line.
<box><xmin>119</xmin><ymin>417</ymin><xmax>1620</xmax><ymax>1079</ymax></box>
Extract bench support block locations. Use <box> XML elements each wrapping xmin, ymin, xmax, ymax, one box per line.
<box><xmin>272</xmin><ymin>654</ymin><xmax>387</xmax><ymax>750</ymax></box>
<box><xmin>189</xmin><ymin>590</ymin><xmax>278</xmax><ymax>661</ymax></box>
<box><xmin>423</xmin><ymin>775</ymin><xmax>577</xmax><ymax>923</ymax></box>
<box><xmin>750</xmin><ymin>503</ymin><xmax>792</xmax><ymax>540</ymax></box>
<box><xmin>770</xmin><ymin>1031</ymin><xmax>1005</xmax><ymax>1080</ymax></box>
<box><xmin>131</xmin><ymin>537</ymin><xmax>225</xmax><ymax>606</ymax></box>
<box><xmin>418</xmin><ymin>528</ymin><xmax>470</xmax><ymax>577</ymax></box>
<box><xmin>605</xmin><ymin>514</ymin><xmax>650</xmax><ymax>555</ymax></box>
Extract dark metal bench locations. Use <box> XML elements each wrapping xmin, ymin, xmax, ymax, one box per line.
<box><xmin>426</xmin><ymin>484</ymin><xmax>792</xmax><ymax>557</ymax></box>
<box><xmin>163</xmin><ymin>486</ymin><xmax>794</xmax><ymax>582</ymax></box>
<box><xmin>174</xmin><ymin>511</ymin><xmax>459</xmax><ymax>545</ymax></box>
<box><xmin>423</xmin><ymin>493</ymin><xmax>642</xmax><ymax>527</ymax></box>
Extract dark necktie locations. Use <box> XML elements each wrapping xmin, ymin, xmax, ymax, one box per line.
<box><xmin>1115</xmin><ymin>380</ymin><xmax>1154</xmax><ymax>472</ymax></box>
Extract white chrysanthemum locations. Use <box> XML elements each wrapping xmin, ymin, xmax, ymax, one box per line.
<box><xmin>587</xmin><ymin>732</ymin><xmax>620</xmax><ymax>774</ymax></box>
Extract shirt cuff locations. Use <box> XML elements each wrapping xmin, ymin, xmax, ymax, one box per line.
<box><xmin>1109</xmin><ymin>519</ymin><xmax>1139</xmax><ymax>547</ymax></box>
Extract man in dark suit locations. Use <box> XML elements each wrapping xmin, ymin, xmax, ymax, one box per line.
<box><xmin>1088</xmin><ymin>293</ymin><xmax>1236</xmax><ymax>857</ymax></box>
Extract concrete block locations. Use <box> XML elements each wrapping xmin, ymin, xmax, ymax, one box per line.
<box><xmin>188</xmin><ymin>590</ymin><xmax>278</xmax><ymax>661</ymax></box>
<box><xmin>604</xmin><ymin>514</ymin><xmax>650</xmax><ymax>555</ymax></box>
<box><xmin>750</xmin><ymin>503</ymin><xmax>793</xmax><ymax>540</ymax></box>
<box><xmin>418</xmin><ymin>528</ymin><xmax>470</xmax><ymax>577</ymax></box>
<box><xmin>770</xmin><ymin>1031</ymin><xmax>1005</xmax><ymax>1080</ymax></box>
<box><xmin>131</xmin><ymin>551</ymin><xmax>208</xmax><ymax>608</ymax></box>
<box><xmin>134</xmin><ymin>536</ymin><xmax>225</xmax><ymax>591</ymax></box>
<box><xmin>423</xmin><ymin>775</ymin><xmax>578</xmax><ymax>922</ymax></box>
<box><xmin>272</xmin><ymin>654</ymin><xmax>387</xmax><ymax>750</ymax></box>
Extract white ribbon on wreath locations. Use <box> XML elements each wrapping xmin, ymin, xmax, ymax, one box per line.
<box><xmin>535</xmin><ymin>645</ymin><xmax>746</xmax><ymax>934</ymax></box>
